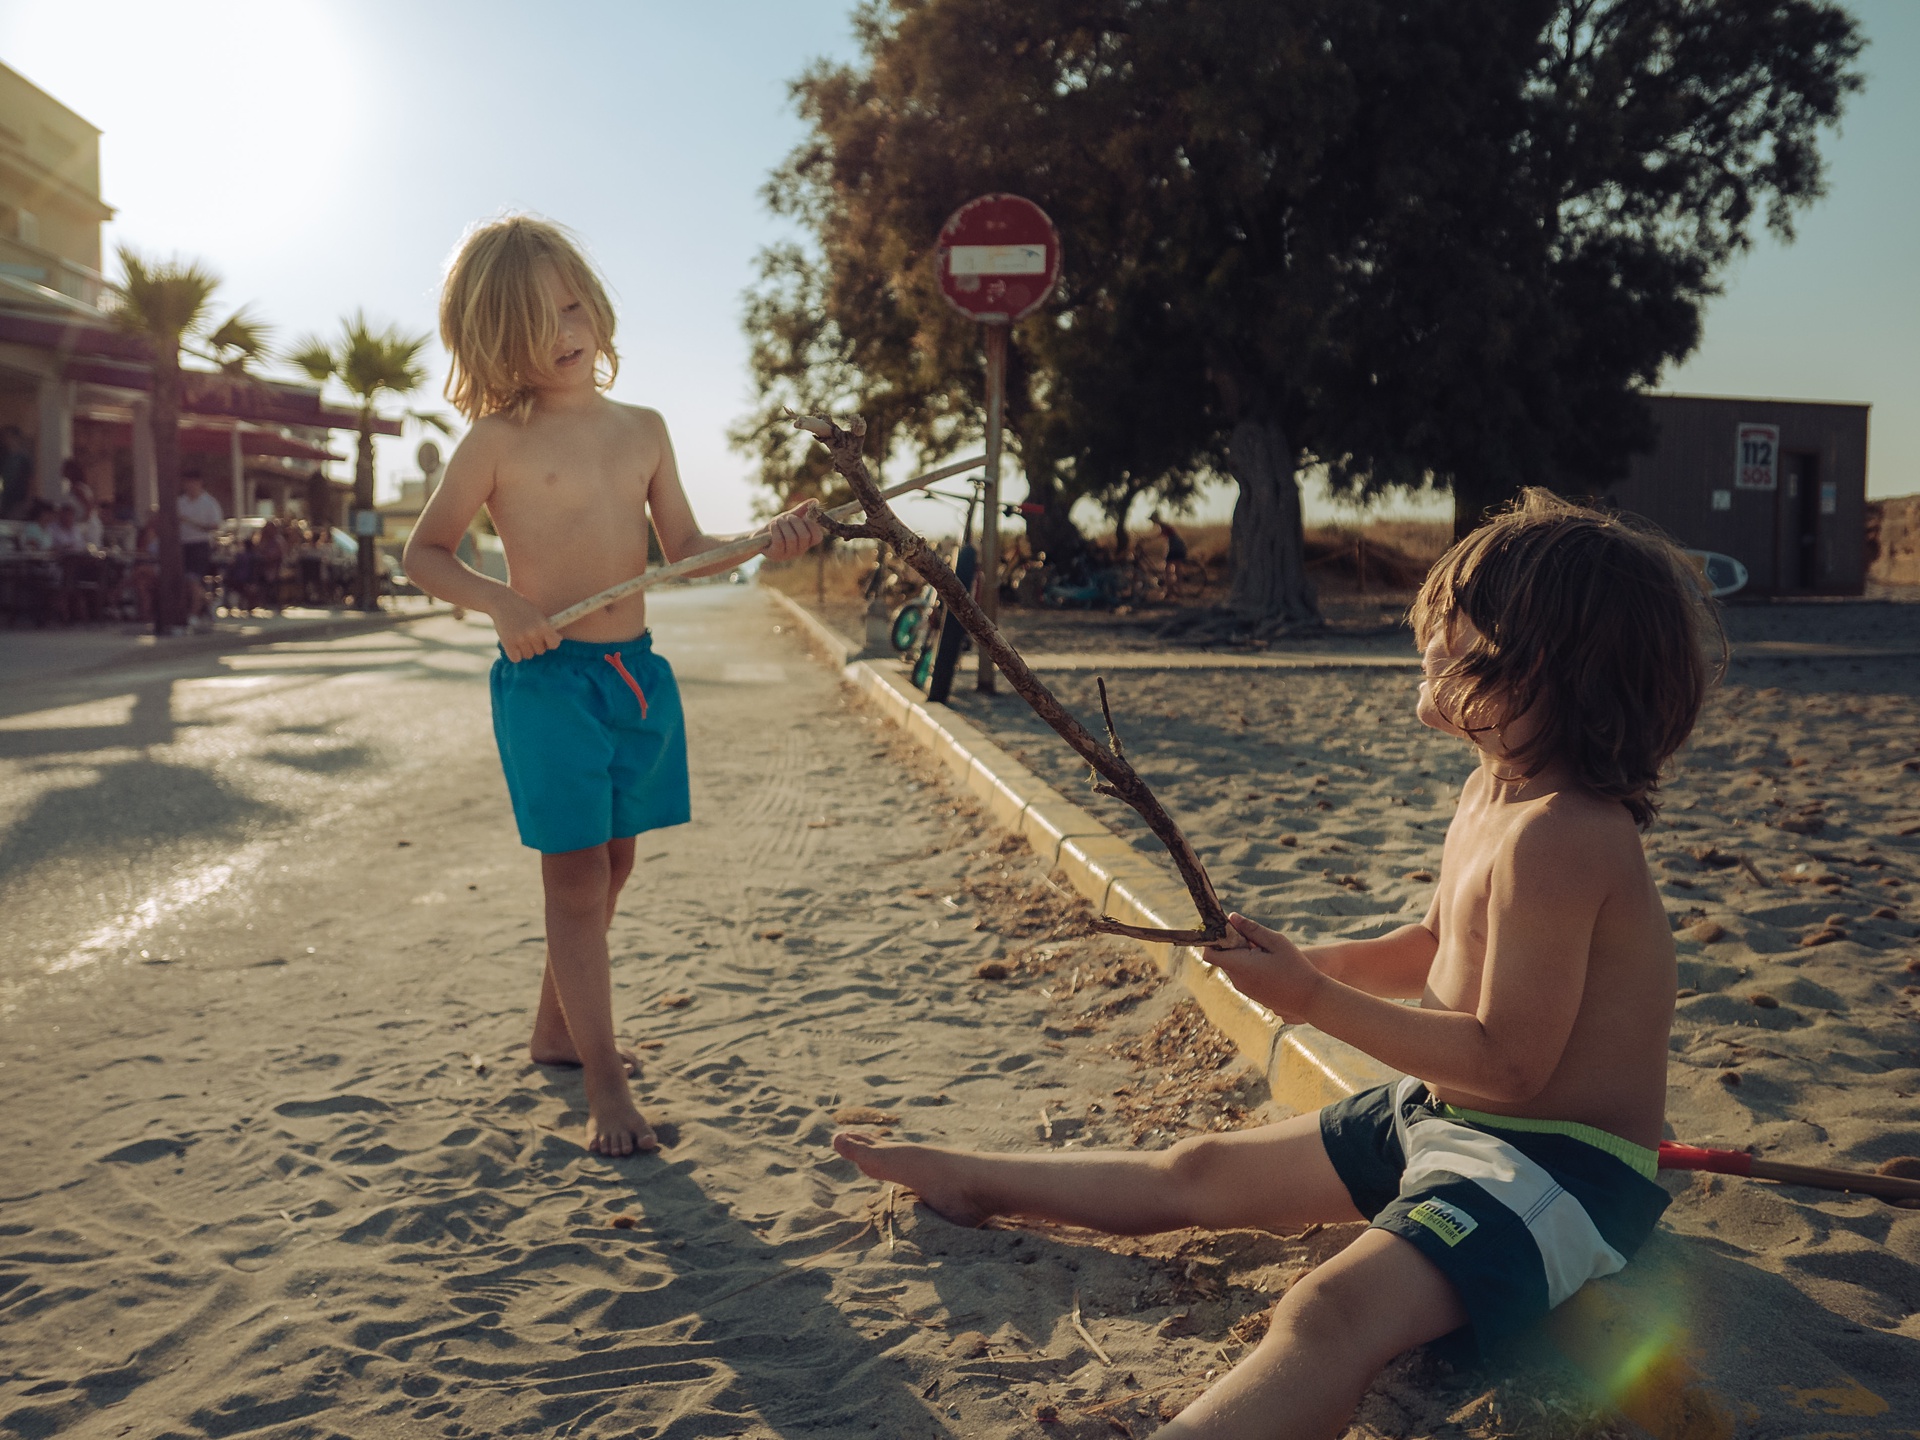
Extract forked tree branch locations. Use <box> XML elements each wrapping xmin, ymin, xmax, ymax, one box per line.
<box><xmin>796</xmin><ymin>413</ymin><xmax>1229</xmax><ymax>946</ymax></box>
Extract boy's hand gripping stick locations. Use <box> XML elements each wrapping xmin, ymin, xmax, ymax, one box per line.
<box><xmin>546</xmin><ymin>453</ymin><xmax>986</xmax><ymax>631</ymax></box>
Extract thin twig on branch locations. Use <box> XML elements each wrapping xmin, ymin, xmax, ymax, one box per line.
<box><xmin>793</xmin><ymin>413</ymin><xmax>1229</xmax><ymax>946</ymax></box>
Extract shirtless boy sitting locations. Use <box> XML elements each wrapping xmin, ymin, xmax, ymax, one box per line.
<box><xmin>406</xmin><ymin>215</ymin><xmax>823</xmax><ymax>1156</ymax></box>
<box><xmin>835</xmin><ymin>490</ymin><xmax>1718</xmax><ymax>1438</ymax></box>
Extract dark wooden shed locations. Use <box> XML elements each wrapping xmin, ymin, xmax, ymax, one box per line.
<box><xmin>1606</xmin><ymin>394</ymin><xmax>1870</xmax><ymax>598</ymax></box>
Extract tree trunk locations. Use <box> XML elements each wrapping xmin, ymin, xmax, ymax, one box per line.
<box><xmin>1226</xmin><ymin>415</ymin><xmax>1318</xmax><ymax>627</ymax></box>
<box><xmin>305</xmin><ymin>469</ymin><xmax>331</xmax><ymax>528</ymax></box>
<box><xmin>152</xmin><ymin>350</ymin><xmax>184</xmax><ymax>636</ymax></box>
<box><xmin>1451</xmin><ymin>472</ymin><xmax>1516</xmax><ymax>542</ymax></box>
<box><xmin>1025</xmin><ymin>476</ymin><xmax>1087</xmax><ymax>567</ymax></box>
<box><xmin>354</xmin><ymin>412</ymin><xmax>377</xmax><ymax>611</ymax></box>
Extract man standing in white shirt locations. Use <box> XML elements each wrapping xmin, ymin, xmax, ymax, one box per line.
<box><xmin>178</xmin><ymin>469</ymin><xmax>224</xmax><ymax>625</ymax></box>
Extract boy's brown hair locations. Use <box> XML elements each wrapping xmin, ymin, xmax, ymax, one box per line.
<box><xmin>1411</xmin><ymin>488</ymin><xmax>1723</xmax><ymax>827</ymax></box>
<box><xmin>439</xmin><ymin>214</ymin><xmax>618</xmax><ymax>423</ymax></box>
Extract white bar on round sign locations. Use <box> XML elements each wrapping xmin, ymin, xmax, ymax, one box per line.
<box><xmin>948</xmin><ymin>244</ymin><xmax>1048</xmax><ymax>276</ymax></box>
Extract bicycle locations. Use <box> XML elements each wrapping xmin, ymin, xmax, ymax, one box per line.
<box><xmin>1143</xmin><ymin>546</ymin><xmax>1210</xmax><ymax>603</ymax></box>
<box><xmin>1036</xmin><ymin>550</ymin><xmax>1129</xmax><ymax>609</ymax></box>
<box><xmin>902</xmin><ymin>484</ymin><xmax>985</xmax><ymax>701</ymax></box>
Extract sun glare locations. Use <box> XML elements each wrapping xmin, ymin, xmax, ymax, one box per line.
<box><xmin>1</xmin><ymin>0</ymin><xmax>371</xmax><ymax>261</ymax></box>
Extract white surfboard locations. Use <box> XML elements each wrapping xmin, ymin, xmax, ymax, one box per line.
<box><xmin>1682</xmin><ymin>549</ymin><xmax>1749</xmax><ymax>598</ymax></box>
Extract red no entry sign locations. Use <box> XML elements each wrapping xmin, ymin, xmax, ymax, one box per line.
<box><xmin>935</xmin><ymin>194</ymin><xmax>1061</xmax><ymax>324</ymax></box>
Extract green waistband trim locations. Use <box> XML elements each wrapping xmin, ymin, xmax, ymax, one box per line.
<box><xmin>1433</xmin><ymin>1102</ymin><xmax>1660</xmax><ymax>1180</ymax></box>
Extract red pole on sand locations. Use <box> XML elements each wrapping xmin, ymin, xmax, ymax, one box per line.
<box><xmin>1658</xmin><ymin>1142</ymin><xmax>1920</xmax><ymax>1203</ymax></box>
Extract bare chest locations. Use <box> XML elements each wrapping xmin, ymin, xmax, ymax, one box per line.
<box><xmin>488</xmin><ymin>422</ymin><xmax>656</xmax><ymax>531</ymax></box>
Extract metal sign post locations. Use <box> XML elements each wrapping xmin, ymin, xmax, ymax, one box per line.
<box><xmin>980</xmin><ymin>322</ymin><xmax>1008</xmax><ymax>687</ymax></box>
<box><xmin>936</xmin><ymin>193</ymin><xmax>1061</xmax><ymax>693</ymax></box>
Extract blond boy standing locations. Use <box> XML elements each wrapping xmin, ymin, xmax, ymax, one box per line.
<box><xmin>406</xmin><ymin>215</ymin><xmax>823</xmax><ymax>1156</ymax></box>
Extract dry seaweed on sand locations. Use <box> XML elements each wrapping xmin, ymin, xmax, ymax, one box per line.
<box><xmin>1108</xmin><ymin>1001</ymin><xmax>1256</xmax><ymax>1143</ymax></box>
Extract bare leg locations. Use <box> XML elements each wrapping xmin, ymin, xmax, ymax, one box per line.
<box><xmin>537</xmin><ymin>841</ymin><xmax>656</xmax><ymax>1156</ymax></box>
<box><xmin>1159</xmin><ymin>1228</ymin><xmax>1466</xmax><ymax>1440</ymax></box>
<box><xmin>835</xmin><ymin>1125</ymin><xmax>1466</xmax><ymax>1437</ymax></box>
<box><xmin>531</xmin><ymin>835</ymin><xmax>638</xmax><ymax>1071</ymax></box>
<box><xmin>832</xmin><ymin>1113</ymin><xmax>1364</xmax><ymax>1234</ymax></box>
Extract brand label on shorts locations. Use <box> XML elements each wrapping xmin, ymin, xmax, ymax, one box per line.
<box><xmin>1407</xmin><ymin>1198</ymin><xmax>1479</xmax><ymax>1247</ymax></box>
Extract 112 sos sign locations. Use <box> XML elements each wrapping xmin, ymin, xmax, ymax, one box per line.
<box><xmin>1736</xmin><ymin>423</ymin><xmax>1780</xmax><ymax>490</ymax></box>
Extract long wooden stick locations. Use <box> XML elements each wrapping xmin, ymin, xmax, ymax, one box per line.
<box><xmin>794</xmin><ymin>413</ymin><xmax>1229</xmax><ymax>947</ymax></box>
<box><xmin>546</xmin><ymin>453</ymin><xmax>986</xmax><ymax>630</ymax></box>
<box><xmin>1658</xmin><ymin>1142</ymin><xmax>1920</xmax><ymax>1202</ymax></box>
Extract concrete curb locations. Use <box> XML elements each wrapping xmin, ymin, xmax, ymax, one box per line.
<box><xmin>767</xmin><ymin>586</ymin><xmax>1759</xmax><ymax>1438</ymax></box>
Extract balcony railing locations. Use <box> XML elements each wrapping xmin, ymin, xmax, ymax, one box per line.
<box><xmin>0</xmin><ymin>233</ymin><xmax>105</xmax><ymax>307</ymax></box>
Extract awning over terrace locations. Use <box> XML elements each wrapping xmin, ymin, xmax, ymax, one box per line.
<box><xmin>80</xmin><ymin>417</ymin><xmax>343</xmax><ymax>462</ymax></box>
<box><xmin>1</xmin><ymin>297</ymin><xmax>405</xmax><ymax>519</ymax></box>
<box><xmin>0</xmin><ymin>310</ymin><xmax>403</xmax><ymax>437</ymax></box>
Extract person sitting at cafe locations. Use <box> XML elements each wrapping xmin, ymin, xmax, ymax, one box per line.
<box><xmin>296</xmin><ymin>521</ymin><xmax>328</xmax><ymax>604</ymax></box>
<box><xmin>255</xmin><ymin>518</ymin><xmax>287</xmax><ymax>612</ymax></box>
<box><xmin>18</xmin><ymin>498</ymin><xmax>54</xmax><ymax>550</ymax></box>
<box><xmin>225</xmin><ymin>536</ymin><xmax>264</xmax><ymax>615</ymax></box>
<box><xmin>46</xmin><ymin>501</ymin><xmax>83</xmax><ymax>552</ymax></box>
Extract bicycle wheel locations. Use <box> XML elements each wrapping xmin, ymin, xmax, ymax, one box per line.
<box><xmin>1168</xmin><ymin>556</ymin><xmax>1208</xmax><ymax>601</ymax></box>
<box><xmin>1123</xmin><ymin>555</ymin><xmax>1162</xmax><ymax>606</ymax></box>
<box><xmin>890</xmin><ymin>601</ymin><xmax>926</xmax><ymax>653</ymax></box>
<box><xmin>910</xmin><ymin>614</ymin><xmax>940</xmax><ymax>690</ymax></box>
<box><xmin>926</xmin><ymin>543</ymin><xmax>976</xmax><ymax>703</ymax></box>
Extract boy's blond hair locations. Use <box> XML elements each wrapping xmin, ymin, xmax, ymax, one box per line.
<box><xmin>440</xmin><ymin>214</ymin><xmax>618</xmax><ymax>423</ymax></box>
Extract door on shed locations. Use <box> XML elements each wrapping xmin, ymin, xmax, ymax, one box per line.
<box><xmin>1778</xmin><ymin>452</ymin><xmax>1822</xmax><ymax>591</ymax></box>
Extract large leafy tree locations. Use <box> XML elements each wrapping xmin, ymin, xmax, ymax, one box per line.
<box><xmin>290</xmin><ymin>315</ymin><xmax>447</xmax><ymax>611</ymax></box>
<box><xmin>737</xmin><ymin>2</ymin><xmax>1202</xmax><ymax>563</ymax></box>
<box><xmin>744</xmin><ymin>0</ymin><xmax>1862</xmax><ymax>629</ymax></box>
<box><xmin>1313</xmin><ymin>0</ymin><xmax>1869</xmax><ymax>539</ymax></box>
<box><xmin>107</xmin><ymin>247</ymin><xmax>267</xmax><ymax>635</ymax></box>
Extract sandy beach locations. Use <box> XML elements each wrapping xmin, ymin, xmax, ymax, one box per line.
<box><xmin>0</xmin><ymin>589</ymin><xmax>1518</xmax><ymax>1440</ymax></box>
<box><xmin>5</xmin><ymin>585</ymin><xmax>1918</xmax><ymax>1438</ymax></box>
<box><xmin>919</xmin><ymin>595</ymin><xmax>1920</xmax><ymax>1419</ymax></box>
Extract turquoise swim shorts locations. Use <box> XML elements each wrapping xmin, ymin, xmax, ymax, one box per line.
<box><xmin>1320</xmin><ymin>1076</ymin><xmax>1671</xmax><ymax>1353</ymax></box>
<box><xmin>489</xmin><ymin>632</ymin><xmax>691</xmax><ymax>854</ymax></box>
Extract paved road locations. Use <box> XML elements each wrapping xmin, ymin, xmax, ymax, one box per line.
<box><xmin>0</xmin><ymin>604</ymin><xmax>495</xmax><ymax>1009</ymax></box>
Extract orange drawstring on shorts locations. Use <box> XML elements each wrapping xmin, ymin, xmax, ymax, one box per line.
<box><xmin>604</xmin><ymin>652</ymin><xmax>649</xmax><ymax>718</ymax></box>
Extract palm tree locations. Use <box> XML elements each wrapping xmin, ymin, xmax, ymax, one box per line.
<box><xmin>289</xmin><ymin>315</ymin><xmax>448</xmax><ymax>611</ymax></box>
<box><xmin>107</xmin><ymin>248</ymin><xmax>264</xmax><ymax>635</ymax></box>
<box><xmin>203</xmin><ymin>308</ymin><xmax>272</xmax><ymax>374</ymax></box>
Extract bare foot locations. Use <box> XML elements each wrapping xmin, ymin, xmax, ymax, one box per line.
<box><xmin>531</xmin><ymin>1038</ymin><xmax>639</xmax><ymax>1074</ymax></box>
<box><xmin>587</xmin><ymin>1094</ymin><xmax>660</xmax><ymax>1158</ymax></box>
<box><xmin>832</xmin><ymin>1131</ymin><xmax>993</xmax><ymax>1227</ymax></box>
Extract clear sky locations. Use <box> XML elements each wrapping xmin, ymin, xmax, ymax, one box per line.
<box><xmin>1</xmin><ymin>0</ymin><xmax>1912</xmax><ymax>538</ymax></box>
